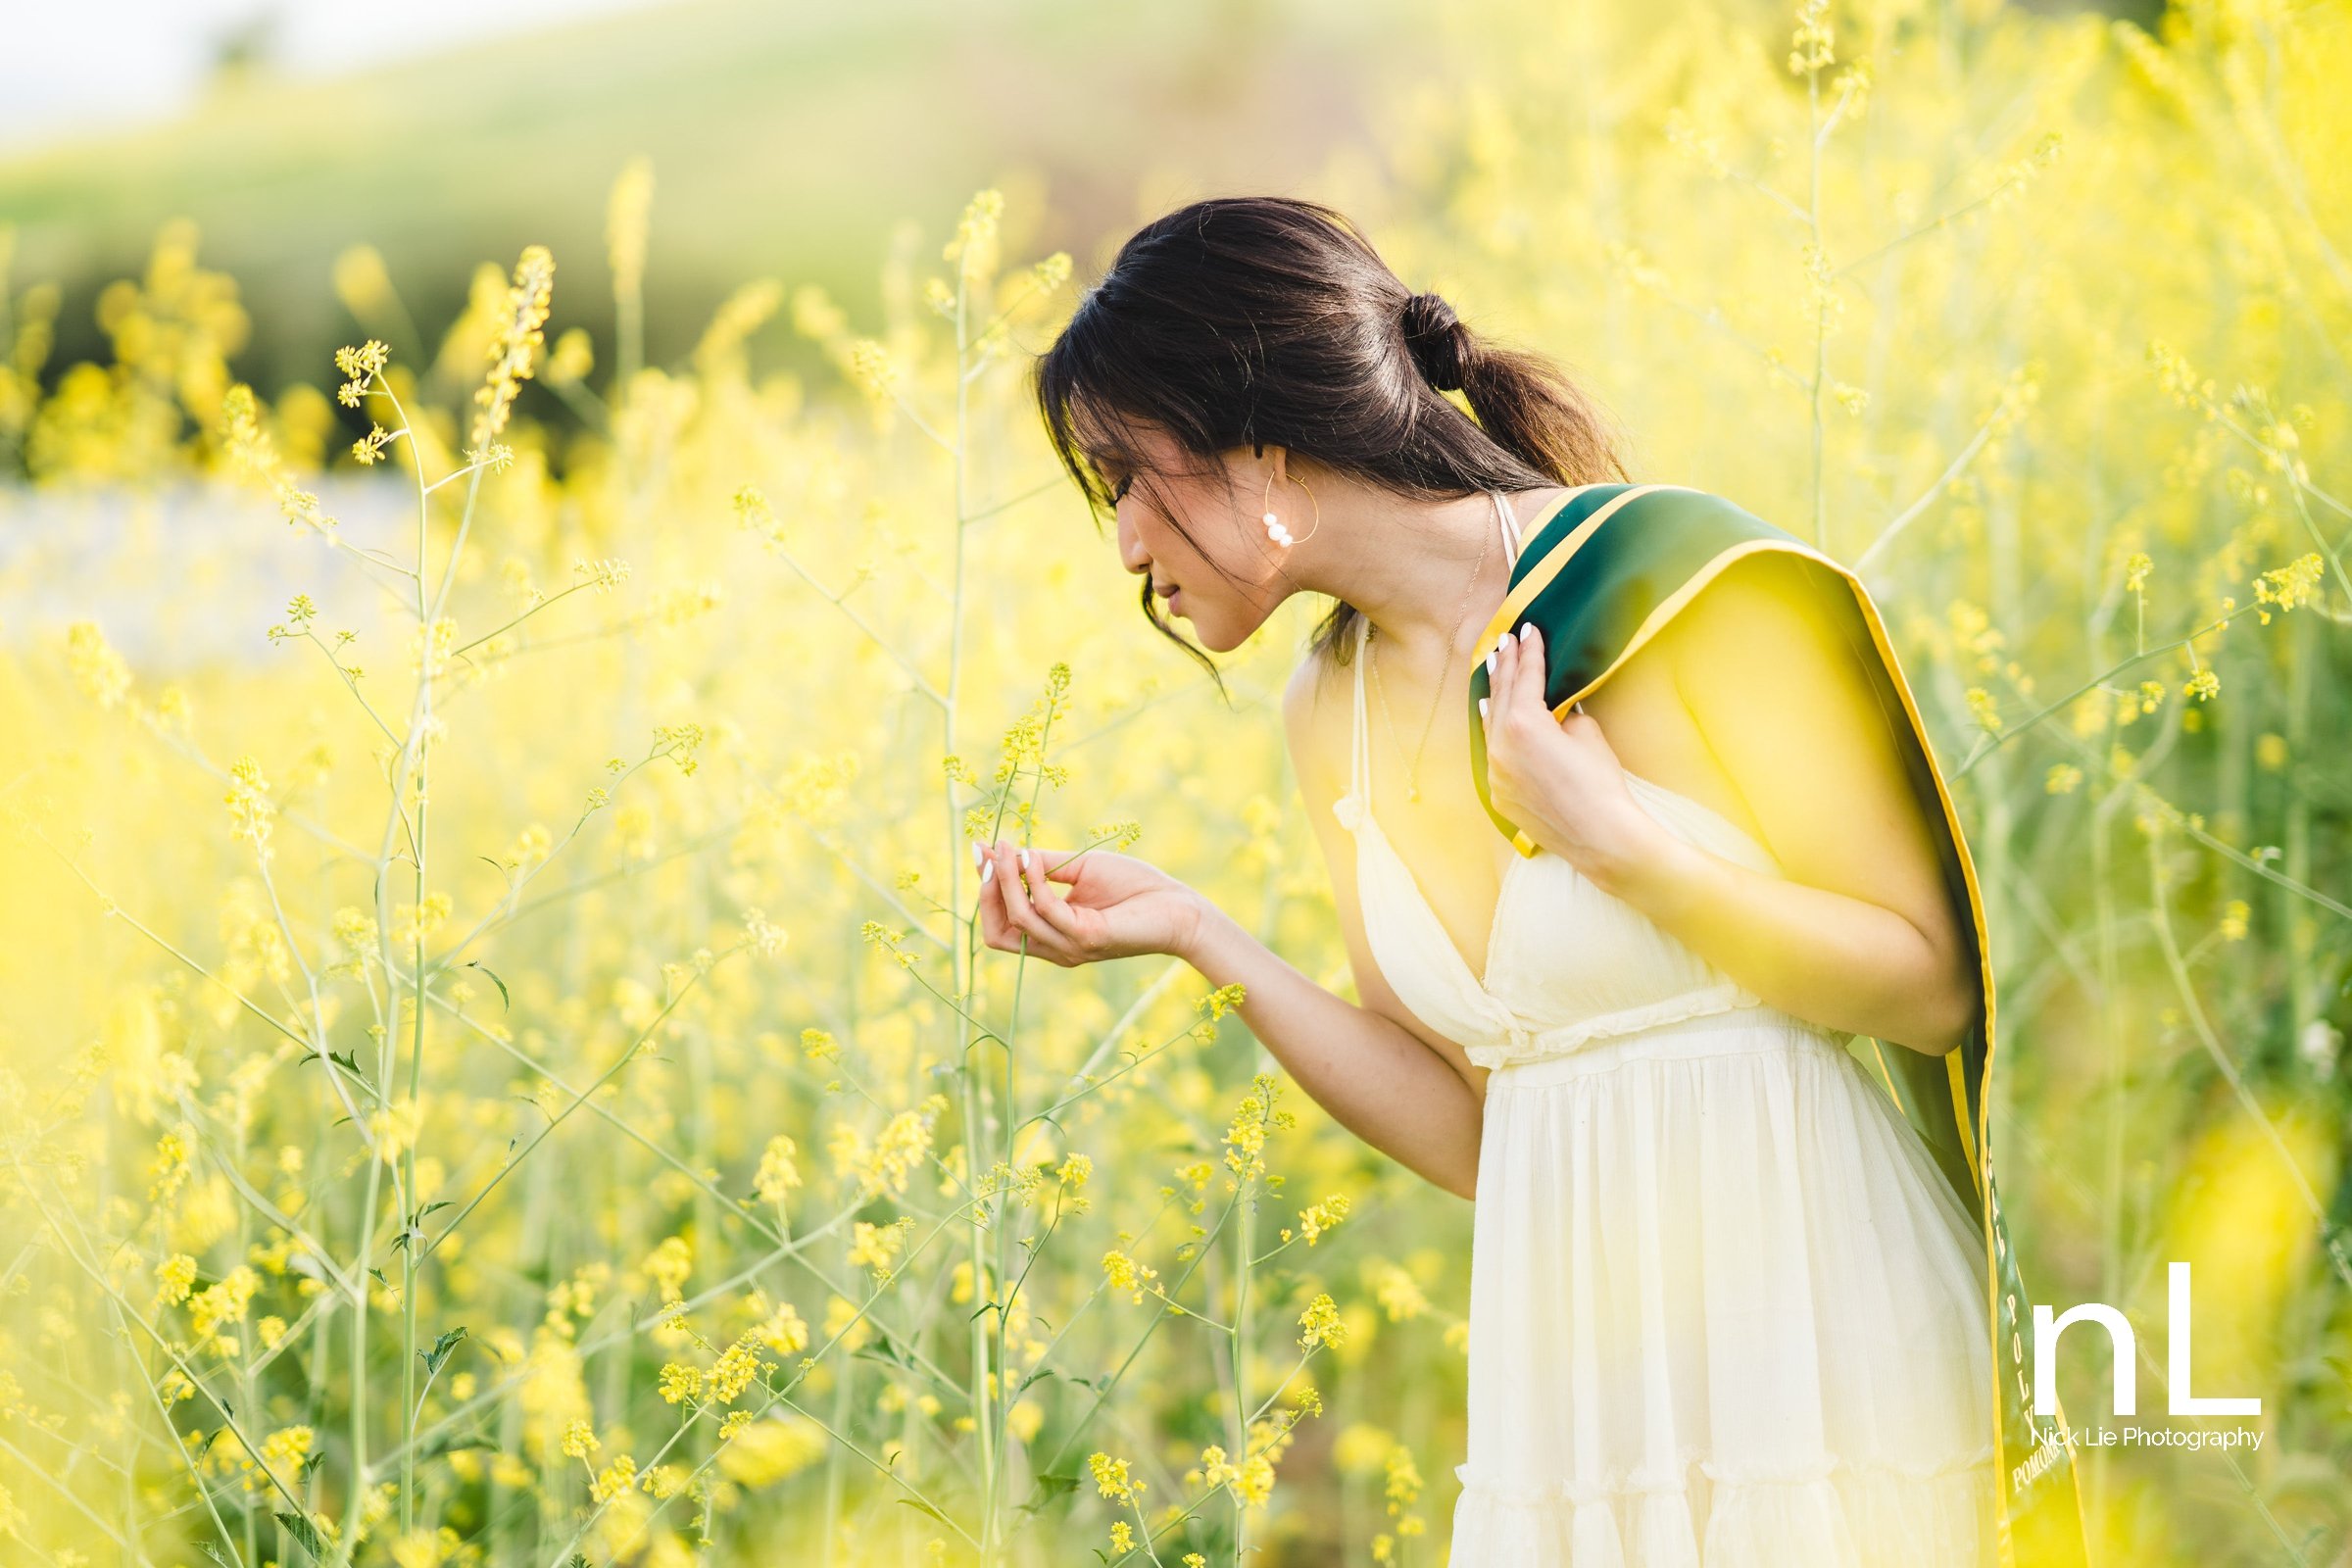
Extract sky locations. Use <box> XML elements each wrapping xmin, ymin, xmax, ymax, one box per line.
<box><xmin>1</xmin><ymin>0</ymin><xmax>672</xmax><ymax>152</ymax></box>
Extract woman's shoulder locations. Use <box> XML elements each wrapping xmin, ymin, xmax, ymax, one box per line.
<box><xmin>1281</xmin><ymin>633</ymin><xmax>1352</xmax><ymax>804</ymax></box>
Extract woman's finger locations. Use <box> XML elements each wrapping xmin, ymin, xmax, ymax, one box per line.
<box><xmin>1485</xmin><ymin>622</ymin><xmax>1514</xmax><ymax>715</ymax></box>
<box><xmin>1496</xmin><ymin>622</ymin><xmax>1537</xmax><ymax>724</ymax></box>
<box><xmin>993</xmin><ymin>843</ymin><xmax>1069</xmax><ymax>959</ymax></box>
<box><xmin>1022</xmin><ymin>865</ymin><xmax>1092</xmax><ymax>951</ymax></box>
<box><xmin>972</xmin><ymin>839</ymin><xmax>1013</xmax><ymax>949</ymax></box>
<box><xmin>1515</xmin><ymin>623</ymin><xmax>1546</xmax><ymax>718</ymax></box>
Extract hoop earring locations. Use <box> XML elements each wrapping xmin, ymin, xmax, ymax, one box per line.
<box><xmin>1259</xmin><ymin>468</ymin><xmax>1321</xmax><ymax>548</ymax></box>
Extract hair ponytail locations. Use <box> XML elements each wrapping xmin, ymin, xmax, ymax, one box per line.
<box><xmin>1033</xmin><ymin>195</ymin><xmax>1628</xmax><ymax>686</ymax></box>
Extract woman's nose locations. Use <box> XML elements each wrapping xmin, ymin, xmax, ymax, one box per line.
<box><xmin>1116</xmin><ymin>508</ymin><xmax>1149</xmax><ymax>574</ymax></box>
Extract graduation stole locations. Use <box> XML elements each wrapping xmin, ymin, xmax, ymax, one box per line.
<box><xmin>1466</xmin><ymin>482</ymin><xmax>2092</xmax><ymax>1568</ymax></box>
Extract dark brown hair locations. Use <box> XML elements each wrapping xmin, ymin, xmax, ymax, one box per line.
<box><xmin>1031</xmin><ymin>195</ymin><xmax>1628</xmax><ymax>698</ymax></box>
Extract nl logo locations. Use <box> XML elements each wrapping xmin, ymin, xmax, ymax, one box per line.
<box><xmin>2033</xmin><ymin>1261</ymin><xmax>2261</xmax><ymax>1419</ymax></box>
<box><xmin>2018</xmin><ymin>1260</ymin><xmax>2268</xmax><ymax>1469</ymax></box>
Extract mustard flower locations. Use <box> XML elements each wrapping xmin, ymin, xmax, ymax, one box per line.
<box><xmin>1086</xmin><ymin>1451</ymin><xmax>1142</xmax><ymax>1504</ymax></box>
<box><xmin>589</xmin><ymin>1454</ymin><xmax>637</xmax><ymax>1503</ymax></box>
<box><xmin>755</xmin><ymin>1301</ymin><xmax>808</xmax><ymax>1356</ymax></box>
<box><xmin>1298</xmin><ymin>1293</ymin><xmax>1346</xmax><ymax>1351</ymax></box>
<box><xmin>67</xmin><ymin>621</ymin><xmax>133</xmax><ymax>710</ymax></box>
<box><xmin>1287</xmin><ymin>1193</ymin><xmax>1350</xmax><ymax>1247</ymax></box>
<box><xmin>658</xmin><ymin>1362</ymin><xmax>703</xmax><ymax>1406</ymax></box>
<box><xmin>155</xmin><ymin>1252</ymin><xmax>198</xmax><ymax>1307</ymax></box>
<box><xmin>1371</xmin><ymin>1262</ymin><xmax>1430</xmax><ymax>1321</ymax></box>
<box><xmin>1964</xmin><ymin>688</ymin><xmax>2002</xmax><ymax>733</ymax></box>
<box><xmin>846</xmin><ymin>338</ymin><xmax>898</xmax><ymax>401</ymax></box>
<box><xmin>707</xmin><ymin>1337</ymin><xmax>763</xmax><ymax>1403</ymax></box>
<box><xmin>574</xmin><ymin>556</ymin><xmax>632</xmax><ymax>594</ymax></box>
<box><xmin>644</xmin><ymin>1235</ymin><xmax>692</xmax><ymax>1304</ymax></box>
<box><xmin>470</xmin><ymin>246</ymin><xmax>555</xmax><ymax>449</ymax></box>
<box><xmin>607</xmin><ymin>157</ymin><xmax>653</xmax><ymax>305</ymax></box>
<box><xmin>1788</xmin><ymin>0</ymin><xmax>1834</xmax><ymax>74</ymax></box>
<box><xmin>848</xmin><ymin>1218</ymin><xmax>911</xmax><ymax>1282</ymax></box>
<box><xmin>2251</xmin><ymin>554</ymin><xmax>2324</xmax><ymax>622</ymax></box>
<box><xmin>148</xmin><ymin>1126</ymin><xmax>194</xmax><ymax>1205</ymax></box>
<box><xmin>1102</xmin><ymin>1249</ymin><xmax>1156</xmax><ymax>1305</ymax></box>
<box><xmin>753</xmin><ymin>1134</ymin><xmax>803</xmax><ymax>1203</ymax></box>
<box><xmin>333</xmin><ymin>339</ymin><xmax>389</xmax><ymax>407</ymax></box>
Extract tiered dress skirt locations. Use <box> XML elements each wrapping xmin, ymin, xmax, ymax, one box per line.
<box><xmin>1448</xmin><ymin>1004</ymin><xmax>1998</xmax><ymax>1567</ymax></box>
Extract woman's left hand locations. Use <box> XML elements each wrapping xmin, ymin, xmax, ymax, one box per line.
<box><xmin>1479</xmin><ymin>622</ymin><xmax>1673</xmax><ymax>888</ymax></box>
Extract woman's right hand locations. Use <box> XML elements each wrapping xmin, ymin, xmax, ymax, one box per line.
<box><xmin>971</xmin><ymin>839</ymin><xmax>1204</xmax><ymax>966</ymax></box>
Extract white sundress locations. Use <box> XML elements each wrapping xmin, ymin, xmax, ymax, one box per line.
<box><xmin>1329</xmin><ymin>492</ymin><xmax>1998</xmax><ymax>1567</ymax></box>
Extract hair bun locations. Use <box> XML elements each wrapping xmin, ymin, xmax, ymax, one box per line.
<box><xmin>1399</xmin><ymin>291</ymin><xmax>1469</xmax><ymax>392</ymax></box>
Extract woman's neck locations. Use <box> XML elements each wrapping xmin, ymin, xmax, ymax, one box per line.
<box><xmin>1336</xmin><ymin>487</ymin><xmax>1555</xmax><ymax>672</ymax></box>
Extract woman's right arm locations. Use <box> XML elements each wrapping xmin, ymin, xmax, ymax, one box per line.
<box><xmin>1163</xmin><ymin>659</ymin><xmax>1487</xmax><ymax>1200</ymax></box>
<box><xmin>972</xmin><ymin>661</ymin><xmax>1487</xmax><ymax>1198</ymax></box>
<box><xmin>1175</xmin><ymin>893</ymin><xmax>1484</xmax><ymax>1200</ymax></box>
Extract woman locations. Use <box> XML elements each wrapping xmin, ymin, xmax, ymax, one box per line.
<box><xmin>978</xmin><ymin>197</ymin><xmax>2087</xmax><ymax>1565</ymax></box>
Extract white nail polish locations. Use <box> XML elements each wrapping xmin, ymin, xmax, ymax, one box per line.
<box><xmin>971</xmin><ymin>840</ymin><xmax>984</xmax><ymax>867</ymax></box>
<box><xmin>1479</xmin><ymin>697</ymin><xmax>1490</xmax><ymax>720</ymax></box>
<box><xmin>1018</xmin><ymin>849</ymin><xmax>1030</xmax><ymax>869</ymax></box>
<box><xmin>1518</xmin><ymin>623</ymin><xmax>1536</xmax><ymax>642</ymax></box>
<box><xmin>980</xmin><ymin>858</ymin><xmax>995</xmax><ymax>884</ymax></box>
<box><xmin>1494</xmin><ymin>631</ymin><xmax>1512</xmax><ymax>658</ymax></box>
<box><xmin>1485</xmin><ymin>652</ymin><xmax>1495</xmax><ymax>677</ymax></box>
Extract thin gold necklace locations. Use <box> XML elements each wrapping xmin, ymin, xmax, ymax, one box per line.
<box><xmin>1368</xmin><ymin>491</ymin><xmax>1499</xmax><ymax>803</ymax></box>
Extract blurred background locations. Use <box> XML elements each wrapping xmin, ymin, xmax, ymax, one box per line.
<box><xmin>1</xmin><ymin>0</ymin><xmax>2345</xmax><ymax>1565</ymax></box>
<box><xmin>2</xmin><ymin>0</ymin><xmax>1417</xmax><ymax>403</ymax></box>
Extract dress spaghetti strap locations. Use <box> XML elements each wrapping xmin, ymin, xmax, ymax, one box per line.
<box><xmin>1348</xmin><ymin>613</ymin><xmax>1373</xmax><ymax>812</ymax></box>
<box><xmin>1491</xmin><ymin>488</ymin><xmax>1521</xmax><ymax>570</ymax></box>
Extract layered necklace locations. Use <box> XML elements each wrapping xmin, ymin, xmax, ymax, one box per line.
<box><xmin>1367</xmin><ymin>490</ymin><xmax>1500</xmax><ymax>804</ymax></box>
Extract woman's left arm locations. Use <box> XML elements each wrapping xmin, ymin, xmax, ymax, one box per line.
<box><xmin>1484</xmin><ymin>551</ymin><xmax>1976</xmax><ymax>1056</ymax></box>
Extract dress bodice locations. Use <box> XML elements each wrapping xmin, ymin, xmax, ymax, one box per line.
<box><xmin>1332</xmin><ymin>491</ymin><xmax>1792</xmax><ymax>1070</ymax></box>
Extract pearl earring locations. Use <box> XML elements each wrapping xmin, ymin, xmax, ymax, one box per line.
<box><xmin>1258</xmin><ymin>465</ymin><xmax>1321</xmax><ymax>548</ymax></box>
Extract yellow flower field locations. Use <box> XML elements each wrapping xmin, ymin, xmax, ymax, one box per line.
<box><xmin>0</xmin><ymin>0</ymin><xmax>2346</xmax><ymax>1563</ymax></box>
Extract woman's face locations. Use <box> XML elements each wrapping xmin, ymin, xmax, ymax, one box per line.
<box><xmin>1108</xmin><ymin>425</ymin><xmax>1291</xmax><ymax>654</ymax></box>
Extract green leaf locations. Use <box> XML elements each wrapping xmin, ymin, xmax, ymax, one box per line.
<box><xmin>1025</xmin><ymin>1476</ymin><xmax>1086</xmax><ymax>1523</ymax></box>
<box><xmin>896</xmin><ymin>1497</ymin><xmax>951</xmax><ymax>1525</ymax></box>
<box><xmin>198</xmin><ymin>1542</ymin><xmax>231</xmax><ymax>1565</ymax></box>
<box><xmin>420</xmin><ymin>1326</ymin><xmax>468</xmax><ymax>1376</ymax></box>
<box><xmin>274</xmin><ymin>1510</ymin><xmax>327</xmax><ymax>1561</ymax></box>
<box><xmin>421</xmin><ymin>1426</ymin><xmax>494</xmax><ymax>1460</ymax></box>
<box><xmin>466</xmin><ymin>960</ymin><xmax>512</xmax><ymax>1011</ymax></box>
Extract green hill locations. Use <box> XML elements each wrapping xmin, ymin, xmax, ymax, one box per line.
<box><xmin>0</xmin><ymin>0</ymin><xmax>1409</xmax><ymax>393</ymax></box>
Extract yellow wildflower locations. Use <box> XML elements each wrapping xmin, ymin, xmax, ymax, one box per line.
<box><xmin>1298</xmin><ymin>1293</ymin><xmax>1346</xmax><ymax>1351</ymax></box>
<box><xmin>1087</xmin><ymin>1451</ymin><xmax>1142</xmax><ymax>1504</ymax></box>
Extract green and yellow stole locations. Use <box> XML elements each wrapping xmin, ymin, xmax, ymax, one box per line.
<box><xmin>1466</xmin><ymin>482</ymin><xmax>2091</xmax><ymax>1568</ymax></box>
